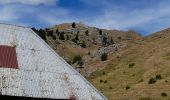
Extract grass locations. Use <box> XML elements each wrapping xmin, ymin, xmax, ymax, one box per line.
<box><xmin>88</xmin><ymin>36</ymin><xmax>170</xmax><ymax>99</ymax></box>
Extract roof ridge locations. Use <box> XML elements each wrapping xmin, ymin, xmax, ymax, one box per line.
<box><xmin>0</xmin><ymin>22</ymin><xmax>30</xmax><ymax>29</ymax></box>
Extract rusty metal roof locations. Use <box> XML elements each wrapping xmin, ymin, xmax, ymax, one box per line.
<box><xmin>0</xmin><ymin>23</ymin><xmax>107</xmax><ymax>100</ymax></box>
<box><xmin>0</xmin><ymin>45</ymin><xmax>18</xmax><ymax>69</ymax></box>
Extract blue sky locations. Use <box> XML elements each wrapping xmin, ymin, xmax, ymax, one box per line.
<box><xmin>0</xmin><ymin>0</ymin><xmax>170</xmax><ymax>35</ymax></box>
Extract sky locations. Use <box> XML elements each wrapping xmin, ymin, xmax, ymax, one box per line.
<box><xmin>0</xmin><ymin>0</ymin><xmax>170</xmax><ymax>35</ymax></box>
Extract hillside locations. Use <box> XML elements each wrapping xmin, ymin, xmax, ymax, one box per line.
<box><xmin>88</xmin><ymin>28</ymin><xmax>170</xmax><ymax>100</ymax></box>
<box><xmin>32</xmin><ymin>23</ymin><xmax>170</xmax><ymax>100</ymax></box>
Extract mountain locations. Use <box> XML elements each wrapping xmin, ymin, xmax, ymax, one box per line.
<box><xmin>33</xmin><ymin>22</ymin><xmax>170</xmax><ymax>99</ymax></box>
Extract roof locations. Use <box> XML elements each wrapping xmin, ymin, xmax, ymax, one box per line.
<box><xmin>0</xmin><ymin>23</ymin><xmax>107</xmax><ymax>100</ymax></box>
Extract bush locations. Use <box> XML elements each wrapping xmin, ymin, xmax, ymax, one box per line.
<box><xmin>126</xmin><ymin>85</ymin><xmax>130</xmax><ymax>90</ymax></box>
<box><xmin>101</xmin><ymin>53</ymin><xmax>108</xmax><ymax>61</ymax></box>
<box><xmin>155</xmin><ymin>74</ymin><xmax>162</xmax><ymax>80</ymax></box>
<box><xmin>80</xmin><ymin>41</ymin><xmax>86</xmax><ymax>48</ymax></box>
<box><xmin>129</xmin><ymin>63</ymin><xmax>135</xmax><ymax>68</ymax></box>
<box><xmin>148</xmin><ymin>74</ymin><xmax>163</xmax><ymax>84</ymax></box>
<box><xmin>100</xmin><ymin>80</ymin><xmax>103</xmax><ymax>83</ymax></box>
<box><xmin>47</xmin><ymin>30</ymin><xmax>53</xmax><ymax>37</ymax></box>
<box><xmin>72</xmin><ymin>31</ymin><xmax>79</xmax><ymax>43</ymax></box>
<box><xmin>75</xmin><ymin>31</ymin><xmax>79</xmax><ymax>40</ymax></box>
<box><xmin>118</xmin><ymin>36</ymin><xmax>122</xmax><ymax>40</ymax></box>
<box><xmin>72</xmin><ymin>55</ymin><xmax>82</xmax><ymax>64</ymax></box>
<box><xmin>55</xmin><ymin>29</ymin><xmax>59</xmax><ymax>34</ymax></box>
<box><xmin>77</xmin><ymin>59</ymin><xmax>84</xmax><ymax>66</ymax></box>
<box><xmin>66</xmin><ymin>35</ymin><xmax>69</xmax><ymax>40</ymax></box>
<box><xmin>104</xmin><ymin>80</ymin><xmax>107</xmax><ymax>83</ymax></box>
<box><xmin>148</xmin><ymin>77</ymin><xmax>156</xmax><ymax>84</ymax></box>
<box><xmin>110</xmin><ymin>37</ymin><xmax>114</xmax><ymax>44</ymax></box>
<box><xmin>85</xmin><ymin>30</ymin><xmax>89</xmax><ymax>36</ymax></box>
<box><xmin>59</xmin><ymin>32</ymin><xmax>65</xmax><ymax>40</ymax></box>
<box><xmin>88</xmin><ymin>52</ymin><xmax>90</xmax><ymax>55</ymax></box>
<box><xmin>161</xmin><ymin>92</ymin><xmax>167</xmax><ymax>97</ymax></box>
<box><xmin>67</xmin><ymin>60</ymin><xmax>72</xmax><ymax>64</ymax></box>
<box><xmin>99</xmin><ymin>29</ymin><xmax>102</xmax><ymax>35</ymax></box>
<box><xmin>53</xmin><ymin>35</ymin><xmax>56</xmax><ymax>40</ymax></box>
<box><xmin>38</xmin><ymin>29</ymin><xmax>46</xmax><ymax>41</ymax></box>
<box><xmin>102</xmin><ymin>36</ymin><xmax>107</xmax><ymax>46</ymax></box>
<box><xmin>31</xmin><ymin>27</ymin><xmax>38</xmax><ymax>33</ymax></box>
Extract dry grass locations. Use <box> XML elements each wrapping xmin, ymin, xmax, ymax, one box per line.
<box><xmin>88</xmin><ymin>32</ymin><xmax>170</xmax><ymax>100</ymax></box>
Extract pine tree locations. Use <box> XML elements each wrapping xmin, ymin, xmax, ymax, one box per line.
<box><xmin>38</xmin><ymin>29</ymin><xmax>46</xmax><ymax>41</ymax></box>
<box><xmin>59</xmin><ymin>31</ymin><xmax>65</xmax><ymax>40</ymax></box>
<box><xmin>99</xmin><ymin>29</ymin><xmax>102</xmax><ymax>35</ymax></box>
<box><xmin>85</xmin><ymin>30</ymin><xmax>89</xmax><ymax>36</ymax></box>
<box><xmin>72</xmin><ymin>22</ymin><xmax>76</xmax><ymax>28</ymax></box>
<box><xmin>75</xmin><ymin>31</ymin><xmax>79</xmax><ymax>41</ymax></box>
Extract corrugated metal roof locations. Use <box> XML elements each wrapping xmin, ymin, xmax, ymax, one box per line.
<box><xmin>0</xmin><ymin>23</ymin><xmax>107</xmax><ymax>100</ymax></box>
<box><xmin>0</xmin><ymin>45</ymin><xmax>18</xmax><ymax>69</ymax></box>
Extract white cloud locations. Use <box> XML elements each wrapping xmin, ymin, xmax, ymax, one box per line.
<box><xmin>0</xmin><ymin>0</ymin><xmax>58</xmax><ymax>5</ymax></box>
<box><xmin>85</xmin><ymin>3</ymin><xmax>170</xmax><ymax>33</ymax></box>
<box><xmin>0</xmin><ymin>2</ymin><xmax>72</xmax><ymax>27</ymax></box>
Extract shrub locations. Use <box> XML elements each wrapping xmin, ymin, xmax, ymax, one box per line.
<box><xmin>110</xmin><ymin>37</ymin><xmax>114</xmax><ymax>44</ymax></box>
<box><xmin>99</xmin><ymin>29</ymin><xmax>102</xmax><ymax>35</ymax></box>
<box><xmin>38</xmin><ymin>29</ymin><xmax>46</xmax><ymax>41</ymax></box>
<box><xmin>75</xmin><ymin>31</ymin><xmax>79</xmax><ymax>40</ymax></box>
<box><xmin>72</xmin><ymin>55</ymin><xmax>82</xmax><ymax>64</ymax></box>
<box><xmin>52</xmin><ymin>34</ymin><xmax>56</xmax><ymax>40</ymax></box>
<box><xmin>67</xmin><ymin>60</ymin><xmax>72</xmax><ymax>64</ymax></box>
<box><xmin>155</xmin><ymin>74</ymin><xmax>162</xmax><ymax>80</ymax></box>
<box><xmin>148</xmin><ymin>77</ymin><xmax>156</xmax><ymax>84</ymax></box>
<box><xmin>118</xmin><ymin>36</ymin><xmax>122</xmax><ymax>40</ymax></box>
<box><xmin>148</xmin><ymin>74</ymin><xmax>163</xmax><ymax>84</ymax></box>
<box><xmin>100</xmin><ymin>80</ymin><xmax>103</xmax><ymax>83</ymax></box>
<box><xmin>59</xmin><ymin>32</ymin><xmax>65</xmax><ymax>40</ymax></box>
<box><xmin>72</xmin><ymin>32</ymin><xmax>79</xmax><ymax>43</ymax></box>
<box><xmin>109</xmin><ymin>87</ymin><xmax>112</xmax><ymax>89</ymax></box>
<box><xmin>103</xmin><ymin>72</ymin><xmax>105</xmax><ymax>75</ymax></box>
<box><xmin>104</xmin><ymin>80</ymin><xmax>107</xmax><ymax>83</ymax></box>
<box><xmin>161</xmin><ymin>92</ymin><xmax>167</xmax><ymax>97</ymax></box>
<box><xmin>31</xmin><ymin>27</ymin><xmax>38</xmax><ymax>33</ymax></box>
<box><xmin>102</xmin><ymin>36</ymin><xmax>107</xmax><ymax>46</ymax></box>
<box><xmin>126</xmin><ymin>85</ymin><xmax>130</xmax><ymax>90</ymax></box>
<box><xmin>88</xmin><ymin>52</ymin><xmax>90</xmax><ymax>55</ymax></box>
<box><xmin>85</xmin><ymin>30</ymin><xmax>89</xmax><ymax>36</ymax></box>
<box><xmin>138</xmin><ymin>79</ymin><xmax>144</xmax><ymax>83</ymax></box>
<box><xmin>101</xmin><ymin>53</ymin><xmax>108</xmax><ymax>61</ymax></box>
<box><xmin>66</xmin><ymin>35</ymin><xmax>69</xmax><ymax>40</ymax></box>
<box><xmin>47</xmin><ymin>30</ymin><xmax>53</xmax><ymax>37</ymax></box>
<box><xmin>129</xmin><ymin>63</ymin><xmax>135</xmax><ymax>68</ymax></box>
<box><xmin>80</xmin><ymin>41</ymin><xmax>86</xmax><ymax>48</ymax></box>
<box><xmin>77</xmin><ymin>59</ymin><xmax>84</xmax><ymax>66</ymax></box>
<box><xmin>55</xmin><ymin>29</ymin><xmax>59</xmax><ymax>34</ymax></box>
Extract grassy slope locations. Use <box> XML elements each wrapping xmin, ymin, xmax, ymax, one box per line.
<box><xmin>88</xmin><ymin>31</ymin><xmax>170</xmax><ymax>100</ymax></box>
<box><xmin>47</xmin><ymin>23</ymin><xmax>170</xmax><ymax>99</ymax></box>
